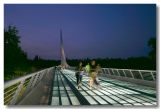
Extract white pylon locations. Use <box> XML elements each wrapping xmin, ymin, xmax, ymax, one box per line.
<box><xmin>60</xmin><ymin>29</ymin><xmax>69</xmax><ymax>68</ymax></box>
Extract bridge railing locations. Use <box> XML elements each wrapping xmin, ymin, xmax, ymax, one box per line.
<box><xmin>4</xmin><ymin>67</ymin><xmax>53</xmax><ymax>105</ymax></box>
<box><xmin>101</xmin><ymin>68</ymin><xmax>156</xmax><ymax>81</ymax></box>
<box><xmin>67</xmin><ymin>66</ymin><xmax>156</xmax><ymax>82</ymax></box>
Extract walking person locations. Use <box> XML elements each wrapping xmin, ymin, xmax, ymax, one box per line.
<box><xmin>94</xmin><ymin>64</ymin><xmax>102</xmax><ymax>88</ymax></box>
<box><xmin>75</xmin><ymin>62</ymin><xmax>83</xmax><ymax>88</ymax></box>
<box><xmin>78</xmin><ymin>69</ymin><xmax>84</xmax><ymax>89</ymax></box>
<box><xmin>85</xmin><ymin>63</ymin><xmax>90</xmax><ymax>75</ymax></box>
<box><xmin>89</xmin><ymin>60</ymin><xmax>97</xmax><ymax>89</ymax></box>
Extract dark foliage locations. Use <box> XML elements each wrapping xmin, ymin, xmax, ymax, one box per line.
<box><xmin>67</xmin><ymin>57</ymin><xmax>155</xmax><ymax>70</ymax></box>
<box><xmin>4</xmin><ymin>26</ymin><xmax>28</xmax><ymax>79</ymax></box>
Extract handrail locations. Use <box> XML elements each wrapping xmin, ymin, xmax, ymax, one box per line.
<box><xmin>4</xmin><ymin>67</ymin><xmax>54</xmax><ymax>105</ymax></box>
<box><xmin>101</xmin><ymin>68</ymin><xmax>156</xmax><ymax>82</ymax></box>
<box><xmin>5</xmin><ymin>72</ymin><xmax>37</xmax><ymax>89</ymax></box>
<box><xmin>69</xmin><ymin>66</ymin><xmax>156</xmax><ymax>81</ymax></box>
<box><xmin>102</xmin><ymin>67</ymin><xmax>156</xmax><ymax>72</ymax></box>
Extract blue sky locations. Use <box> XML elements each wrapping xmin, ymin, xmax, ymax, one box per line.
<box><xmin>4</xmin><ymin>4</ymin><xmax>156</xmax><ymax>59</ymax></box>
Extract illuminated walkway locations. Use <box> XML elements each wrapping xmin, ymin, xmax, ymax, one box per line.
<box><xmin>51</xmin><ymin>69</ymin><xmax>157</xmax><ymax>106</ymax></box>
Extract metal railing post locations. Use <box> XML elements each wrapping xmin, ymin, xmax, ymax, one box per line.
<box><xmin>107</xmin><ymin>68</ymin><xmax>111</xmax><ymax>75</ymax></box>
<box><xmin>39</xmin><ymin>72</ymin><xmax>44</xmax><ymax>80</ymax></box>
<box><xmin>105</xmin><ymin>68</ymin><xmax>108</xmax><ymax>75</ymax></box>
<box><xmin>24</xmin><ymin>75</ymin><xmax>35</xmax><ymax>94</ymax></box>
<box><xmin>151</xmin><ymin>72</ymin><xmax>155</xmax><ymax>81</ymax></box>
<box><xmin>123</xmin><ymin>70</ymin><xmax>127</xmax><ymax>77</ymax></box>
<box><xmin>39</xmin><ymin>69</ymin><xmax>47</xmax><ymax>80</ymax></box>
<box><xmin>111</xmin><ymin>69</ymin><xmax>115</xmax><ymax>75</ymax></box>
<box><xmin>138</xmin><ymin>70</ymin><xmax>144</xmax><ymax>80</ymax></box>
<box><xmin>130</xmin><ymin>70</ymin><xmax>134</xmax><ymax>79</ymax></box>
<box><xmin>31</xmin><ymin>74</ymin><xmax>39</xmax><ymax>88</ymax></box>
<box><xmin>10</xmin><ymin>80</ymin><xmax>25</xmax><ymax>105</ymax></box>
<box><xmin>103</xmin><ymin>69</ymin><xmax>106</xmax><ymax>75</ymax></box>
<box><xmin>117</xmin><ymin>69</ymin><xmax>120</xmax><ymax>76</ymax></box>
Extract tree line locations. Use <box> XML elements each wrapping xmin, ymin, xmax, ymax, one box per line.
<box><xmin>67</xmin><ymin>57</ymin><xmax>155</xmax><ymax>70</ymax></box>
<box><xmin>4</xmin><ymin>25</ymin><xmax>156</xmax><ymax>81</ymax></box>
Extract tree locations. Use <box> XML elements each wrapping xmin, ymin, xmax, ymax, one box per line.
<box><xmin>4</xmin><ymin>25</ymin><xmax>28</xmax><ymax>78</ymax></box>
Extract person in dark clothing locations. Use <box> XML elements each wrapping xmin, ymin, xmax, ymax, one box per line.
<box><xmin>75</xmin><ymin>62</ymin><xmax>83</xmax><ymax>88</ymax></box>
<box><xmin>78</xmin><ymin>68</ymin><xmax>84</xmax><ymax>88</ymax></box>
<box><xmin>75</xmin><ymin>71</ymin><xmax>80</xmax><ymax>85</ymax></box>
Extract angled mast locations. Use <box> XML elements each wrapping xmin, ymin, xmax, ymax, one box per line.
<box><xmin>60</xmin><ymin>29</ymin><xmax>69</xmax><ymax>68</ymax></box>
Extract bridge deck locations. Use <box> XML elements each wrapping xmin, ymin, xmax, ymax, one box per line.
<box><xmin>51</xmin><ymin>69</ymin><xmax>157</xmax><ymax>106</ymax></box>
<box><xmin>51</xmin><ymin>70</ymin><xmax>80</xmax><ymax>105</ymax></box>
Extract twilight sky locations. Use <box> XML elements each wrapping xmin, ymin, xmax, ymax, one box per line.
<box><xmin>4</xmin><ymin>4</ymin><xmax>156</xmax><ymax>60</ymax></box>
